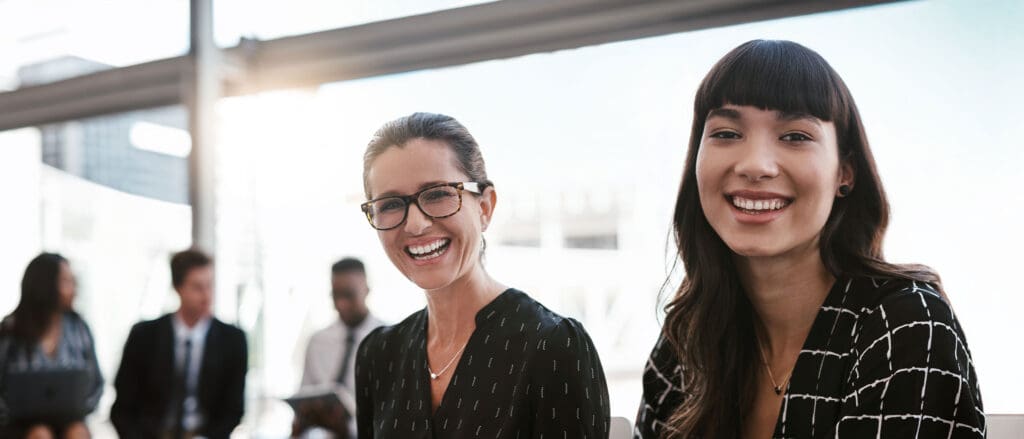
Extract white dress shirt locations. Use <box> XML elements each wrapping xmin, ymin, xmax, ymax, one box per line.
<box><xmin>300</xmin><ymin>314</ymin><xmax>383</xmax><ymax>390</ymax></box>
<box><xmin>299</xmin><ymin>314</ymin><xmax>383</xmax><ymax>438</ymax></box>
<box><xmin>171</xmin><ymin>313</ymin><xmax>212</xmax><ymax>434</ymax></box>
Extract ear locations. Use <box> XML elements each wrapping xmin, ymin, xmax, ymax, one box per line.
<box><xmin>838</xmin><ymin>160</ymin><xmax>855</xmax><ymax>192</ymax></box>
<box><xmin>478</xmin><ymin>186</ymin><xmax>497</xmax><ymax>232</ymax></box>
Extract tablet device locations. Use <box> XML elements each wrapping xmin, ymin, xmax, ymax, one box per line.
<box><xmin>3</xmin><ymin>368</ymin><xmax>91</xmax><ymax>422</ymax></box>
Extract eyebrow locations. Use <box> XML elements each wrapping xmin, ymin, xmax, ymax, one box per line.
<box><xmin>706</xmin><ymin>108</ymin><xmax>823</xmax><ymax>126</ymax></box>
<box><xmin>776</xmin><ymin>111</ymin><xmax>822</xmax><ymax>125</ymax></box>
<box><xmin>376</xmin><ymin>180</ymin><xmax>449</xmax><ymax>198</ymax></box>
<box><xmin>706</xmin><ymin>108</ymin><xmax>742</xmax><ymax>120</ymax></box>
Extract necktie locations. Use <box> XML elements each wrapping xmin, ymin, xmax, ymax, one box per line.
<box><xmin>336</xmin><ymin>331</ymin><xmax>355</xmax><ymax>387</ymax></box>
<box><xmin>174</xmin><ymin>338</ymin><xmax>193</xmax><ymax>439</ymax></box>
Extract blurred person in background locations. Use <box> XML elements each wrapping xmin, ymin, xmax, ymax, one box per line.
<box><xmin>291</xmin><ymin>257</ymin><xmax>383</xmax><ymax>438</ymax></box>
<box><xmin>635</xmin><ymin>39</ymin><xmax>985</xmax><ymax>438</ymax></box>
<box><xmin>354</xmin><ymin>112</ymin><xmax>609</xmax><ymax>438</ymax></box>
<box><xmin>111</xmin><ymin>248</ymin><xmax>247</xmax><ymax>439</ymax></box>
<box><xmin>0</xmin><ymin>253</ymin><xmax>103</xmax><ymax>439</ymax></box>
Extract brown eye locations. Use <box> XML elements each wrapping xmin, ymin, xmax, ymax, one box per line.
<box><xmin>780</xmin><ymin>132</ymin><xmax>811</xmax><ymax>142</ymax></box>
<box><xmin>710</xmin><ymin>131</ymin><xmax>741</xmax><ymax>139</ymax></box>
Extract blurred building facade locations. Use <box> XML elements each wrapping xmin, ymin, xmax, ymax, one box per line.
<box><xmin>22</xmin><ymin>57</ymin><xmax>189</xmax><ymax>205</ymax></box>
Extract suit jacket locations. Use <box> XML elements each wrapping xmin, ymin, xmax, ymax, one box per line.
<box><xmin>111</xmin><ymin>314</ymin><xmax>247</xmax><ymax>439</ymax></box>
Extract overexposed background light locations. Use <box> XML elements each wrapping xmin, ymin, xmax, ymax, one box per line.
<box><xmin>1</xmin><ymin>1</ymin><xmax>1021</xmax><ymax>437</ymax></box>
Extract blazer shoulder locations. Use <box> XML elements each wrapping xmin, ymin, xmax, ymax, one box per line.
<box><xmin>130</xmin><ymin>314</ymin><xmax>172</xmax><ymax>335</ymax></box>
<box><xmin>211</xmin><ymin>318</ymin><xmax>247</xmax><ymax>342</ymax></box>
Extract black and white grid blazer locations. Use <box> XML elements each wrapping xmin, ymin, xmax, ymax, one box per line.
<box><xmin>635</xmin><ymin>276</ymin><xmax>985</xmax><ymax>438</ymax></box>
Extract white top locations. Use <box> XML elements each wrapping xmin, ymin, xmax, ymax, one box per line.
<box><xmin>171</xmin><ymin>313</ymin><xmax>212</xmax><ymax>433</ymax></box>
<box><xmin>299</xmin><ymin>314</ymin><xmax>383</xmax><ymax>438</ymax></box>
<box><xmin>300</xmin><ymin>314</ymin><xmax>383</xmax><ymax>390</ymax></box>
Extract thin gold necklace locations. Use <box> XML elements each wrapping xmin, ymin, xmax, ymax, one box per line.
<box><xmin>756</xmin><ymin>339</ymin><xmax>792</xmax><ymax>396</ymax></box>
<box><xmin>427</xmin><ymin>343</ymin><xmax>467</xmax><ymax>380</ymax></box>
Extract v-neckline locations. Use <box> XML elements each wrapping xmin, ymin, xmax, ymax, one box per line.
<box><xmin>771</xmin><ymin>277</ymin><xmax>847</xmax><ymax>436</ymax></box>
<box><xmin>421</xmin><ymin>289</ymin><xmax>515</xmax><ymax>420</ymax></box>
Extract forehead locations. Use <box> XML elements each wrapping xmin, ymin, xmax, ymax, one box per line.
<box><xmin>183</xmin><ymin>265</ymin><xmax>213</xmax><ymax>281</ymax></box>
<box><xmin>366</xmin><ymin>138</ymin><xmax>468</xmax><ymax>198</ymax></box>
<box><xmin>332</xmin><ymin>271</ymin><xmax>365</xmax><ymax>283</ymax></box>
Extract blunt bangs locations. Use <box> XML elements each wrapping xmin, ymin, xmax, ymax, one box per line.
<box><xmin>695</xmin><ymin>40</ymin><xmax>851</xmax><ymax>128</ymax></box>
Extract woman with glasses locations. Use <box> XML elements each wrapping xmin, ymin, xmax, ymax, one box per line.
<box><xmin>354</xmin><ymin>112</ymin><xmax>610</xmax><ymax>438</ymax></box>
<box><xmin>635</xmin><ymin>40</ymin><xmax>984</xmax><ymax>438</ymax></box>
<box><xmin>0</xmin><ymin>253</ymin><xmax>103</xmax><ymax>439</ymax></box>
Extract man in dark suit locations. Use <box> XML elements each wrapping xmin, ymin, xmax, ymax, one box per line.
<box><xmin>112</xmin><ymin>248</ymin><xmax>247</xmax><ymax>439</ymax></box>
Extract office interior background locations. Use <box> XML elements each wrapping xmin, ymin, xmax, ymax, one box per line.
<box><xmin>1</xmin><ymin>0</ymin><xmax>1022</xmax><ymax>437</ymax></box>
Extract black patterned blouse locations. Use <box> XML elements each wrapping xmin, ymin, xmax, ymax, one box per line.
<box><xmin>635</xmin><ymin>277</ymin><xmax>985</xmax><ymax>438</ymax></box>
<box><xmin>356</xmin><ymin>288</ymin><xmax>610</xmax><ymax>438</ymax></box>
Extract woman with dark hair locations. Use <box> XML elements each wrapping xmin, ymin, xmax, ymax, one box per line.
<box><xmin>0</xmin><ymin>253</ymin><xmax>103</xmax><ymax>439</ymax></box>
<box><xmin>354</xmin><ymin>112</ymin><xmax>609</xmax><ymax>438</ymax></box>
<box><xmin>635</xmin><ymin>40</ymin><xmax>984</xmax><ymax>438</ymax></box>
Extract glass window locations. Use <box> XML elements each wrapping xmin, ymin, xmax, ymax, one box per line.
<box><xmin>0</xmin><ymin>107</ymin><xmax>192</xmax><ymax>434</ymax></box>
<box><xmin>213</xmin><ymin>1</ymin><xmax>1023</xmax><ymax>432</ymax></box>
<box><xmin>0</xmin><ymin>0</ymin><xmax>189</xmax><ymax>90</ymax></box>
<box><xmin>214</xmin><ymin>0</ymin><xmax>496</xmax><ymax>47</ymax></box>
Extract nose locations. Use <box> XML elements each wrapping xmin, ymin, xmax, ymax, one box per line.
<box><xmin>734</xmin><ymin>137</ymin><xmax>779</xmax><ymax>182</ymax></box>
<box><xmin>403</xmin><ymin>202</ymin><xmax>432</xmax><ymax>235</ymax></box>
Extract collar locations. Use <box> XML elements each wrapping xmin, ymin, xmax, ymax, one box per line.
<box><xmin>172</xmin><ymin>313</ymin><xmax>213</xmax><ymax>341</ymax></box>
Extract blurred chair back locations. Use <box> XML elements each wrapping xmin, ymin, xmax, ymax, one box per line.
<box><xmin>988</xmin><ymin>414</ymin><xmax>1024</xmax><ymax>438</ymax></box>
<box><xmin>610</xmin><ymin>416</ymin><xmax>632</xmax><ymax>439</ymax></box>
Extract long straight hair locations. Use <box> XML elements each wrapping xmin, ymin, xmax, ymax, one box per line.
<box><xmin>662</xmin><ymin>40</ymin><xmax>940</xmax><ymax>438</ymax></box>
<box><xmin>1</xmin><ymin>253</ymin><xmax>69</xmax><ymax>346</ymax></box>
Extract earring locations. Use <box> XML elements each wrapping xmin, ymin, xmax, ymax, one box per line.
<box><xmin>838</xmin><ymin>185</ymin><xmax>851</xmax><ymax>197</ymax></box>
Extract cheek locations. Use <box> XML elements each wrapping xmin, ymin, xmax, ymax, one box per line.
<box><xmin>694</xmin><ymin>149</ymin><xmax>724</xmax><ymax>193</ymax></box>
<box><xmin>378</xmin><ymin>231</ymin><xmax>401</xmax><ymax>255</ymax></box>
<box><xmin>694</xmin><ymin>154</ymin><xmax>724</xmax><ymax>216</ymax></box>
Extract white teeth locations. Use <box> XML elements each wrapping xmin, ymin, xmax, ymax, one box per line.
<box><xmin>732</xmin><ymin>196</ymin><xmax>788</xmax><ymax>212</ymax></box>
<box><xmin>407</xmin><ymin>239</ymin><xmax>448</xmax><ymax>256</ymax></box>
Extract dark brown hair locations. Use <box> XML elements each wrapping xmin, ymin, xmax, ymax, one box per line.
<box><xmin>170</xmin><ymin>248</ymin><xmax>212</xmax><ymax>288</ymax></box>
<box><xmin>1</xmin><ymin>253</ymin><xmax>70</xmax><ymax>345</ymax></box>
<box><xmin>332</xmin><ymin>257</ymin><xmax>365</xmax><ymax>275</ymax></box>
<box><xmin>362</xmin><ymin>112</ymin><xmax>493</xmax><ymax>199</ymax></box>
<box><xmin>662</xmin><ymin>39</ymin><xmax>940</xmax><ymax>438</ymax></box>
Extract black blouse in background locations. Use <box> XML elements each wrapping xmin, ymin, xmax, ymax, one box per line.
<box><xmin>355</xmin><ymin>289</ymin><xmax>610</xmax><ymax>439</ymax></box>
<box><xmin>635</xmin><ymin>277</ymin><xmax>985</xmax><ymax>438</ymax></box>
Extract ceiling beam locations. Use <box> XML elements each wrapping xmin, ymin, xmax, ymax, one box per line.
<box><xmin>0</xmin><ymin>0</ymin><xmax>899</xmax><ymax>131</ymax></box>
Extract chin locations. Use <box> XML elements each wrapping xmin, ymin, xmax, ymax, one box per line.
<box><xmin>408</xmin><ymin>273</ymin><xmax>456</xmax><ymax>292</ymax></box>
<box><xmin>723</xmin><ymin>239</ymin><xmax>786</xmax><ymax>259</ymax></box>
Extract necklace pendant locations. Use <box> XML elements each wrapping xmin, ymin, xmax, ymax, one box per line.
<box><xmin>774</xmin><ymin>386</ymin><xmax>783</xmax><ymax>395</ymax></box>
<box><xmin>430</xmin><ymin>372</ymin><xmax>438</xmax><ymax>380</ymax></box>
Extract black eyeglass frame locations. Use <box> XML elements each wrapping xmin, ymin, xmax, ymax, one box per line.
<box><xmin>360</xmin><ymin>181</ymin><xmax>489</xmax><ymax>230</ymax></box>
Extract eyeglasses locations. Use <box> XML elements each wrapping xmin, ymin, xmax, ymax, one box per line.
<box><xmin>360</xmin><ymin>182</ymin><xmax>488</xmax><ymax>230</ymax></box>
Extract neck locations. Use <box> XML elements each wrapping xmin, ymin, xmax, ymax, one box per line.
<box><xmin>342</xmin><ymin>313</ymin><xmax>367</xmax><ymax>329</ymax></box>
<box><xmin>177</xmin><ymin>310</ymin><xmax>206</xmax><ymax>328</ymax></box>
<box><xmin>736</xmin><ymin>242</ymin><xmax>834</xmax><ymax>356</ymax></box>
<box><xmin>424</xmin><ymin>266</ymin><xmax>504</xmax><ymax>347</ymax></box>
<box><xmin>47</xmin><ymin>312</ymin><xmax>64</xmax><ymax>333</ymax></box>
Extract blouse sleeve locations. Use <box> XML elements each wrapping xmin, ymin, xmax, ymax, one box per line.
<box><xmin>355</xmin><ymin>327</ymin><xmax>383</xmax><ymax>439</ymax></box>
<box><xmin>530</xmin><ymin>318</ymin><xmax>609</xmax><ymax>438</ymax></box>
<box><xmin>0</xmin><ymin>335</ymin><xmax>11</xmax><ymax>424</ymax></box>
<box><xmin>77</xmin><ymin>317</ymin><xmax>104</xmax><ymax>413</ymax></box>
<box><xmin>634</xmin><ymin>334</ymin><xmax>685</xmax><ymax>439</ymax></box>
<box><xmin>836</xmin><ymin>283</ymin><xmax>985</xmax><ymax>438</ymax></box>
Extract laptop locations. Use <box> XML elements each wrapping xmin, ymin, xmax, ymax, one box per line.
<box><xmin>3</xmin><ymin>369</ymin><xmax>92</xmax><ymax>422</ymax></box>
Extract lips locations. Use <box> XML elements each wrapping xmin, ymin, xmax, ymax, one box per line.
<box><xmin>729</xmin><ymin>196</ymin><xmax>789</xmax><ymax>212</ymax></box>
<box><xmin>724</xmin><ymin>190</ymin><xmax>793</xmax><ymax>219</ymax></box>
<box><xmin>405</xmin><ymin>238</ymin><xmax>451</xmax><ymax>261</ymax></box>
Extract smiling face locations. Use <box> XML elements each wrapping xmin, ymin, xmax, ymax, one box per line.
<box><xmin>696</xmin><ymin>104</ymin><xmax>852</xmax><ymax>261</ymax></box>
<box><xmin>57</xmin><ymin>261</ymin><xmax>76</xmax><ymax>311</ymax></box>
<box><xmin>365</xmin><ymin>138</ymin><xmax>494</xmax><ymax>292</ymax></box>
